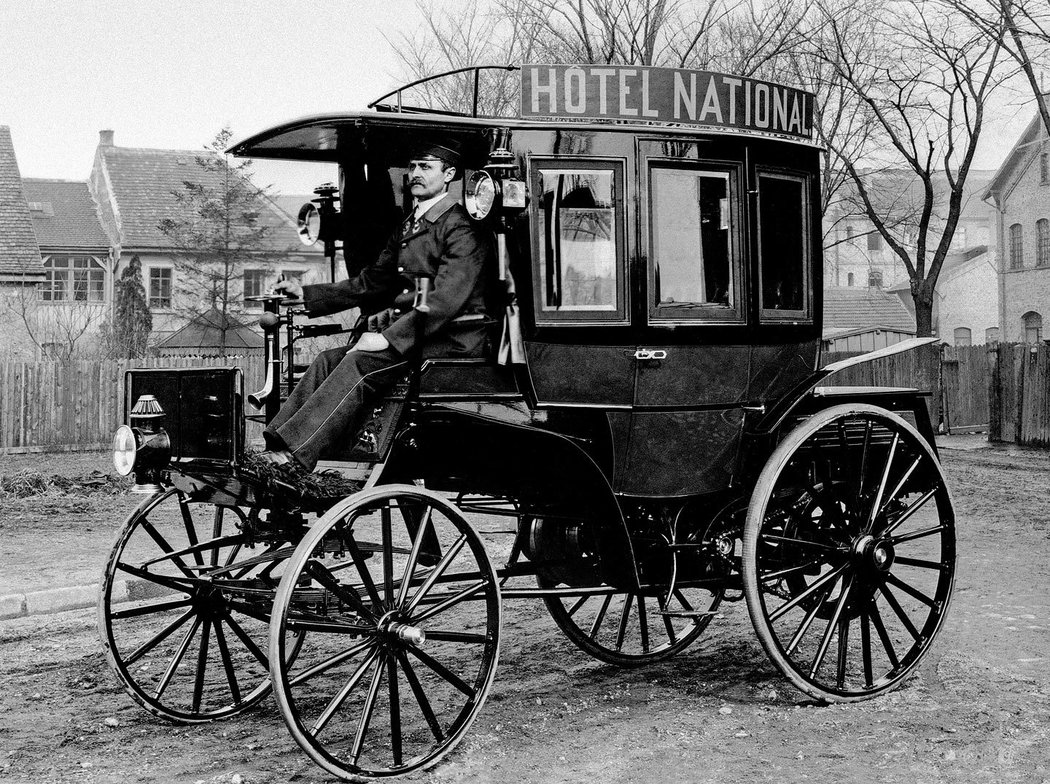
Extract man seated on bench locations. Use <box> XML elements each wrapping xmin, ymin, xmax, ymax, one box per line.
<box><xmin>258</xmin><ymin>140</ymin><xmax>497</xmax><ymax>471</ymax></box>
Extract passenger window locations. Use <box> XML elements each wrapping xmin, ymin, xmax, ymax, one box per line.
<box><xmin>649</xmin><ymin>166</ymin><xmax>742</xmax><ymax>323</ymax></box>
<box><xmin>758</xmin><ymin>171</ymin><xmax>811</xmax><ymax>320</ymax></box>
<box><xmin>531</xmin><ymin>160</ymin><xmax>626</xmax><ymax>324</ymax></box>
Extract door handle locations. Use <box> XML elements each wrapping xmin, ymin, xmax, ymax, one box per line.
<box><xmin>633</xmin><ymin>349</ymin><xmax>667</xmax><ymax>361</ymax></box>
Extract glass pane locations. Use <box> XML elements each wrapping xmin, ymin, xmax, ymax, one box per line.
<box><xmin>651</xmin><ymin>169</ymin><xmax>732</xmax><ymax>309</ymax></box>
<box><xmin>538</xmin><ymin>169</ymin><xmax>617</xmax><ymax>312</ymax></box>
<box><xmin>759</xmin><ymin>175</ymin><xmax>807</xmax><ymax>313</ymax></box>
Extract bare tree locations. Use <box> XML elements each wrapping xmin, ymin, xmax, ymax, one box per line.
<box><xmin>0</xmin><ymin>274</ymin><xmax>105</xmax><ymax>360</ymax></box>
<box><xmin>814</xmin><ymin>0</ymin><xmax>1008</xmax><ymax>337</ymax></box>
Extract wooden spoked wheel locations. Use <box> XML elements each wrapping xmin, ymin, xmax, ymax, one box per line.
<box><xmin>539</xmin><ymin>580</ymin><xmax>722</xmax><ymax>666</ymax></box>
<box><xmin>742</xmin><ymin>404</ymin><xmax>956</xmax><ymax>701</ymax></box>
<box><xmin>269</xmin><ymin>485</ymin><xmax>501</xmax><ymax>780</ymax></box>
<box><xmin>99</xmin><ymin>488</ymin><xmax>299</xmax><ymax>722</ymax></box>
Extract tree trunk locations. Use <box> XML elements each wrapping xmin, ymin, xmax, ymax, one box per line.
<box><xmin>911</xmin><ymin>287</ymin><xmax>941</xmax><ymax>430</ymax></box>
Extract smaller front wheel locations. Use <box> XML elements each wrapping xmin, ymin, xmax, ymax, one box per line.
<box><xmin>270</xmin><ymin>485</ymin><xmax>501</xmax><ymax>780</ymax></box>
<box><xmin>743</xmin><ymin>404</ymin><xmax>956</xmax><ymax>702</ymax></box>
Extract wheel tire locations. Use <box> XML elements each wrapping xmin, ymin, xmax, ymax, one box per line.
<box><xmin>269</xmin><ymin>485</ymin><xmax>501</xmax><ymax>779</ymax></box>
<box><xmin>742</xmin><ymin>404</ymin><xmax>956</xmax><ymax>702</ymax></box>
<box><xmin>99</xmin><ymin>488</ymin><xmax>300</xmax><ymax>722</ymax></box>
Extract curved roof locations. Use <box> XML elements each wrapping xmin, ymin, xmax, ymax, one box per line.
<box><xmin>228</xmin><ymin>109</ymin><xmax>819</xmax><ymax>163</ymax></box>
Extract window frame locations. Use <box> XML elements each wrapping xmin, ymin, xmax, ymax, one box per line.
<box><xmin>40</xmin><ymin>255</ymin><xmax>105</xmax><ymax>304</ymax></box>
<box><xmin>756</xmin><ymin>168</ymin><xmax>814</xmax><ymax>323</ymax></box>
<box><xmin>243</xmin><ymin>267</ymin><xmax>267</xmax><ymax>309</ymax></box>
<box><xmin>1037</xmin><ymin>219</ymin><xmax>1050</xmax><ymax>268</ymax></box>
<box><xmin>645</xmin><ymin>160</ymin><xmax>745</xmax><ymax>326</ymax></box>
<box><xmin>528</xmin><ymin>156</ymin><xmax>629</xmax><ymax>326</ymax></box>
<box><xmin>1010</xmin><ymin>223</ymin><xmax>1024</xmax><ymax>270</ymax></box>
<box><xmin>1024</xmin><ymin>311</ymin><xmax>1042</xmax><ymax>343</ymax></box>
<box><xmin>147</xmin><ymin>266</ymin><xmax>173</xmax><ymax>310</ymax></box>
<box><xmin>953</xmin><ymin>327</ymin><xmax>972</xmax><ymax>347</ymax></box>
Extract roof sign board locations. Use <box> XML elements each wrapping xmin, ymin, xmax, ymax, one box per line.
<box><xmin>520</xmin><ymin>64</ymin><xmax>814</xmax><ymax>140</ymax></box>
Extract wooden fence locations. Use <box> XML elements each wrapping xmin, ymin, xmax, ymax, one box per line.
<box><xmin>0</xmin><ymin>356</ymin><xmax>265</xmax><ymax>453</ymax></box>
<box><xmin>1</xmin><ymin>343</ymin><xmax>1045</xmax><ymax>453</ymax></box>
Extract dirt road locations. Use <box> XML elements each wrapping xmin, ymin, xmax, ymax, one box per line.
<box><xmin>2</xmin><ymin>444</ymin><xmax>1049</xmax><ymax>784</ymax></box>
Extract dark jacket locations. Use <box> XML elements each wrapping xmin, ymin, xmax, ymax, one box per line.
<box><xmin>301</xmin><ymin>193</ymin><xmax>495</xmax><ymax>355</ymax></box>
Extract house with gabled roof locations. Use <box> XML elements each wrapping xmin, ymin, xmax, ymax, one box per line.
<box><xmin>982</xmin><ymin>111</ymin><xmax>1050</xmax><ymax>343</ymax></box>
<box><xmin>822</xmin><ymin>285</ymin><xmax>916</xmax><ymax>352</ymax></box>
<box><xmin>87</xmin><ymin>130</ymin><xmax>326</xmax><ymax>342</ymax></box>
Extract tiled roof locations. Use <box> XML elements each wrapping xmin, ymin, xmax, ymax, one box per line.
<box><xmin>96</xmin><ymin>145</ymin><xmax>318</xmax><ymax>254</ymax></box>
<box><xmin>0</xmin><ymin>126</ymin><xmax>43</xmax><ymax>277</ymax></box>
<box><xmin>155</xmin><ymin>306</ymin><xmax>263</xmax><ymax>352</ymax></box>
<box><xmin>22</xmin><ymin>178</ymin><xmax>109</xmax><ymax>250</ymax></box>
<box><xmin>823</xmin><ymin>286</ymin><xmax>916</xmax><ymax>334</ymax></box>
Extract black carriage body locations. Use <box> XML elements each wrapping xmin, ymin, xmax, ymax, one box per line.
<box><xmin>229</xmin><ymin>111</ymin><xmax>824</xmax><ymax>503</ymax></box>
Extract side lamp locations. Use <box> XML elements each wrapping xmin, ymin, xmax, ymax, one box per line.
<box><xmin>113</xmin><ymin>394</ymin><xmax>172</xmax><ymax>494</ymax></box>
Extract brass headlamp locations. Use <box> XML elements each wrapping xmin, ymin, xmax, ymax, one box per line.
<box><xmin>112</xmin><ymin>395</ymin><xmax>172</xmax><ymax>494</ymax></box>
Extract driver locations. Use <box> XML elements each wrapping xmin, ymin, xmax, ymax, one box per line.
<box><xmin>258</xmin><ymin>140</ymin><xmax>496</xmax><ymax>471</ymax></box>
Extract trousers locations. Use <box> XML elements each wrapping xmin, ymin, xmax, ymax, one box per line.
<box><xmin>264</xmin><ymin>323</ymin><xmax>490</xmax><ymax>470</ymax></box>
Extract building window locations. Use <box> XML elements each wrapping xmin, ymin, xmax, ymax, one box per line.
<box><xmin>867</xmin><ymin>231</ymin><xmax>883</xmax><ymax>251</ymax></box>
<box><xmin>985</xmin><ymin>327</ymin><xmax>999</xmax><ymax>344</ymax></box>
<box><xmin>1023</xmin><ymin>311</ymin><xmax>1042</xmax><ymax>343</ymax></box>
<box><xmin>953</xmin><ymin>327</ymin><xmax>972</xmax><ymax>346</ymax></box>
<box><xmin>847</xmin><ymin>272</ymin><xmax>855</xmax><ymax>286</ymax></box>
<box><xmin>868</xmin><ymin>269</ymin><xmax>883</xmax><ymax>288</ymax></box>
<box><xmin>950</xmin><ymin>225</ymin><xmax>968</xmax><ymax>251</ymax></box>
<box><xmin>1038</xmin><ymin>219</ymin><xmax>1050</xmax><ymax>268</ymax></box>
<box><xmin>531</xmin><ymin>159</ymin><xmax>627</xmax><ymax>324</ymax></box>
<box><xmin>1010</xmin><ymin>223</ymin><xmax>1024</xmax><ymax>269</ymax></box>
<box><xmin>148</xmin><ymin>268</ymin><xmax>173</xmax><ymax>309</ymax></box>
<box><xmin>243</xmin><ymin>268</ymin><xmax>267</xmax><ymax>309</ymax></box>
<box><xmin>40</xmin><ymin>256</ymin><xmax>105</xmax><ymax>302</ymax></box>
<box><xmin>846</xmin><ymin>225</ymin><xmax>855</xmax><ymax>242</ymax></box>
<box><xmin>1041</xmin><ymin>152</ymin><xmax>1049</xmax><ymax>185</ymax></box>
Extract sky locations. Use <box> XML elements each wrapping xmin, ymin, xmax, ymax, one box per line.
<box><xmin>0</xmin><ymin>0</ymin><xmax>1043</xmax><ymax>197</ymax></box>
<box><xmin>0</xmin><ymin>0</ymin><xmax>421</xmax><ymax>194</ymax></box>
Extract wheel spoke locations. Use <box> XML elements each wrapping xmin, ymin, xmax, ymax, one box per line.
<box><xmin>566</xmin><ymin>594</ymin><xmax>590</xmax><ymax>618</ymax></box>
<box><xmin>125</xmin><ymin>608</ymin><xmax>194</xmax><ymax>666</ymax></box>
<box><xmin>768</xmin><ymin>563</ymin><xmax>848</xmax><ymax>622</ymax></box>
<box><xmin>407</xmin><ymin>646</ymin><xmax>475</xmax><ymax>697</ymax></box>
<box><xmin>191</xmin><ymin>618</ymin><xmax>212</xmax><ymax>712</ymax></box>
<box><xmin>382</xmin><ymin>505</ymin><xmax>395</xmax><ymax>606</ymax></box>
<box><xmin>213</xmin><ymin>620</ymin><xmax>241</xmax><ymax>704</ymax></box>
<box><xmin>882</xmin><ymin>571</ymin><xmax>937</xmax><ymax>608</ymax></box>
<box><xmin>285</xmin><ymin>618</ymin><xmax>374</xmax><ymax>635</ymax></box>
<box><xmin>759</xmin><ymin>534</ymin><xmax>844</xmax><ymax>554</ymax></box>
<box><xmin>154</xmin><ymin>615</ymin><xmax>202</xmax><ymax>699</ymax></box>
<box><xmin>388</xmin><ymin>654</ymin><xmax>403</xmax><ymax>767</ymax></box>
<box><xmin>835</xmin><ymin>613</ymin><xmax>851</xmax><ymax>689</ymax></box>
<box><xmin>888</xmin><ymin>522</ymin><xmax>946</xmax><ymax>545</ymax></box>
<box><xmin>311</xmin><ymin>648</ymin><xmax>380</xmax><ymax>736</ymax></box>
<box><xmin>395</xmin><ymin>649</ymin><xmax>444</xmax><ymax>742</ymax></box>
<box><xmin>759</xmin><ymin>559</ymin><xmax>824</xmax><ymax>583</ymax></box>
<box><xmin>588</xmin><ymin>594</ymin><xmax>613</xmax><ymax>639</ymax></box>
<box><xmin>178</xmin><ymin>496</ymin><xmax>205</xmax><ymax>568</ymax></box>
<box><xmin>423</xmin><ymin>630</ymin><xmax>489</xmax><ymax>644</ymax></box>
<box><xmin>637</xmin><ymin>596</ymin><xmax>650</xmax><ymax>653</ymax></box>
<box><xmin>404</xmin><ymin>535</ymin><xmax>468</xmax><ymax>615</ymax></box>
<box><xmin>658</xmin><ymin>596</ymin><xmax>678</xmax><ymax>645</ymax></box>
<box><xmin>349</xmin><ymin>656</ymin><xmax>385</xmax><ymax>764</ymax></box>
<box><xmin>808</xmin><ymin>573</ymin><xmax>854</xmax><ymax>678</ymax></box>
<box><xmin>290</xmin><ymin>639</ymin><xmax>374</xmax><ymax>687</ymax></box>
<box><xmin>866</xmin><ymin>432</ymin><xmax>900</xmax><ymax>532</ymax></box>
<box><xmin>224</xmin><ymin>613</ymin><xmax>270</xmax><ymax>670</ymax></box>
<box><xmin>117</xmin><ymin>562</ymin><xmax>197</xmax><ymax>594</ymax></box>
<box><xmin>867</xmin><ymin>598</ymin><xmax>901</xmax><ymax>669</ymax></box>
<box><xmin>110</xmin><ymin>596</ymin><xmax>192</xmax><ymax>620</ymax></box>
<box><xmin>785</xmin><ymin>584</ymin><xmax>831</xmax><ymax>656</ymax></box>
<box><xmin>857</xmin><ymin>419</ymin><xmax>873</xmax><ymax>504</ymax></box>
<box><xmin>876</xmin><ymin>583</ymin><xmax>919</xmax><ymax>640</ymax></box>
<box><xmin>141</xmin><ymin>533</ymin><xmax>246</xmax><ymax>570</ymax></box>
<box><xmin>409</xmin><ymin>580</ymin><xmax>487</xmax><ymax>625</ymax></box>
<box><xmin>614</xmin><ymin>594</ymin><xmax>633</xmax><ymax>652</ymax></box>
<box><xmin>396</xmin><ymin>503</ymin><xmax>434</xmax><ymax>607</ymax></box>
<box><xmin>879</xmin><ymin>489</ymin><xmax>939</xmax><ymax>538</ymax></box>
<box><xmin>340</xmin><ymin>530</ymin><xmax>384</xmax><ymax>609</ymax></box>
<box><xmin>894</xmin><ymin>555</ymin><xmax>948</xmax><ymax>571</ymax></box>
<box><xmin>210</xmin><ymin>507</ymin><xmax>224</xmax><ymax>567</ymax></box>
<box><xmin>875</xmin><ymin>456</ymin><xmax>922</xmax><ymax>523</ymax></box>
<box><xmin>860</xmin><ymin>607</ymin><xmax>874</xmax><ymax>687</ymax></box>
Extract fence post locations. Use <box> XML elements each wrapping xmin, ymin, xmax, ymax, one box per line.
<box><xmin>987</xmin><ymin>343</ymin><xmax>1001</xmax><ymax>442</ymax></box>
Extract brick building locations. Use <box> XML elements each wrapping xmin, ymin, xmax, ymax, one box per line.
<box><xmin>983</xmin><ymin>113</ymin><xmax>1050</xmax><ymax>343</ymax></box>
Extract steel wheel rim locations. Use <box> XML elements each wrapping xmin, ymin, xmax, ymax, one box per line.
<box><xmin>270</xmin><ymin>485</ymin><xmax>501</xmax><ymax>779</ymax></box>
<box><xmin>98</xmin><ymin>488</ymin><xmax>296</xmax><ymax>721</ymax></box>
<box><xmin>743</xmin><ymin>404</ymin><xmax>956</xmax><ymax>701</ymax></box>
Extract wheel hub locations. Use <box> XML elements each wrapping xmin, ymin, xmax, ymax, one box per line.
<box><xmin>377</xmin><ymin>611</ymin><xmax>426</xmax><ymax>647</ymax></box>
<box><xmin>852</xmin><ymin>534</ymin><xmax>895</xmax><ymax>572</ymax></box>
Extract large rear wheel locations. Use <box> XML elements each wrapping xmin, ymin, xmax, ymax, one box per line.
<box><xmin>742</xmin><ymin>404</ymin><xmax>956</xmax><ymax>701</ymax></box>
